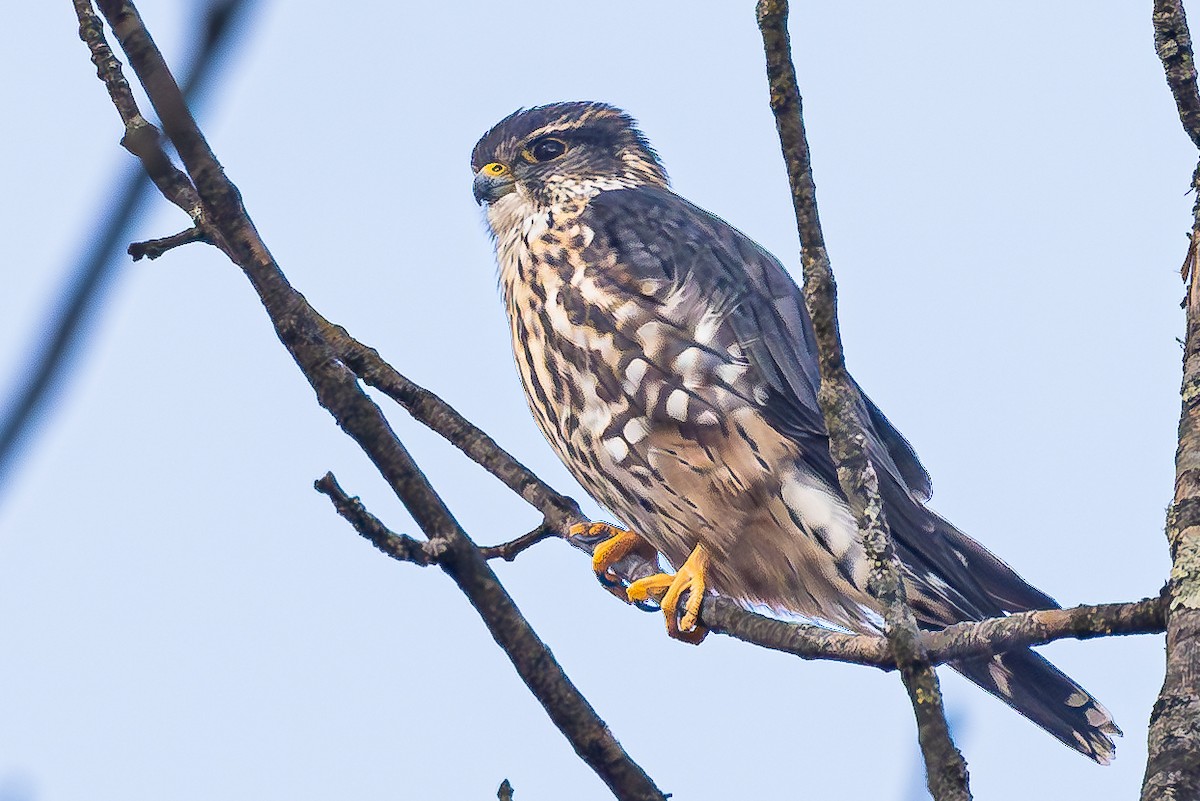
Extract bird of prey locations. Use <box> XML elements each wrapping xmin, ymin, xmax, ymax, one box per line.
<box><xmin>471</xmin><ymin>101</ymin><xmax>1119</xmax><ymax>763</ymax></box>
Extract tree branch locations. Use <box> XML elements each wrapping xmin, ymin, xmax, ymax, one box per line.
<box><xmin>129</xmin><ymin>226</ymin><xmax>207</xmax><ymax>261</ymax></box>
<box><xmin>77</xmin><ymin>3</ymin><xmax>667</xmax><ymax>799</ymax></box>
<box><xmin>703</xmin><ymin>593</ymin><xmax>1166</xmax><ymax>669</ymax></box>
<box><xmin>314</xmin><ymin>472</ymin><xmax>435</xmax><ymax>565</ymax></box>
<box><xmin>73</xmin><ymin>0</ymin><xmax>1181</xmax><ymax>795</ymax></box>
<box><xmin>755</xmin><ymin>2</ymin><xmax>970</xmax><ymax>798</ymax></box>
<box><xmin>74</xmin><ymin>0</ymin><xmax>207</xmax><ymax>226</ymax></box>
<box><xmin>332</xmin><ymin>293</ymin><xmax>1168</xmax><ymax>669</ymax></box>
<box><xmin>1146</xmin><ymin>3</ymin><xmax>1200</xmax><ymax>798</ymax></box>
<box><xmin>332</xmin><ymin>332</ymin><xmax>664</xmax><ymax>589</ymax></box>
<box><xmin>478</xmin><ymin>523</ymin><xmax>558</xmax><ymax>562</ymax></box>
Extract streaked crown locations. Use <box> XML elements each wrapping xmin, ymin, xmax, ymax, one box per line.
<box><xmin>471</xmin><ymin>102</ymin><xmax>669</xmax><ymax>203</ymax></box>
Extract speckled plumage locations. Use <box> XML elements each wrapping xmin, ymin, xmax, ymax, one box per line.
<box><xmin>472</xmin><ymin>101</ymin><xmax>1119</xmax><ymax>763</ymax></box>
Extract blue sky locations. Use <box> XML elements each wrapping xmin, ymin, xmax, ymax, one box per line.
<box><xmin>0</xmin><ymin>2</ymin><xmax>1188</xmax><ymax>799</ymax></box>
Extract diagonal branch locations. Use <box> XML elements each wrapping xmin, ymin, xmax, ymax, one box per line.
<box><xmin>76</xmin><ymin>3</ymin><xmax>667</xmax><ymax>799</ymax></box>
<box><xmin>0</xmin><ymin>0</ymin><xmax>249</xmax><ymax>493</ymax></box>
<box><xmin>1145</xmin><ymin>3</ymin><xmax>1200</xmax><ymax>799</ymax></box>
<box><xmin>336</xmin><ymin>337</ymin><xmax>583</xmax><ymax>532</ymax></box>
<box><xmin>314</xmin><ymin>472</ymin><xmax>435</xmax><ymax>565</ymax></box>
<box><xmin>755</xmin><ymin>2</ymin><xmax>970</xmax><ymax>799</ymax></box>
<box><xmin>333</xmin><ymin>333</ymin><xmax>663</xmax><ymax>587</ymax></box>
<box><xmin>73</xmin><ymin>0</ymin><xmax>205</xmax><ymax>220</ymax></box>
<box><xmin>316</xmin><ymin>472</ymin><xmax>557</xmax><ymax>565</ymax></box>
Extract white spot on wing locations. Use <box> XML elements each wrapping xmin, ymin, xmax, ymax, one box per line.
<box><xmin>635</xmin><ymin>320</ymin><xmax>670</xmax><ymax>354</ymax></box>
<box><xmin>623</xmin><ymin>417</ymin><xmax>650</xmax><ymax>444</ymax></box>
<box><xmin>639</xmin><ymin>278</ymin><xmax>668</xmax><ymax>296</ymax></box>
<box><xmin>672</xmin><ymin>347</ymin><xmax>703</xmax><ymax>377</ymax></box>
<box><xmin>613</xmin><ymin>300</ymin><xmax>642</xmax><ymax>325</ymax></box>
<box><xmin>603</xmin><ymin>437</ymin><xmax>630</xmax><ymax>463</ymax></box>
<box><xmin>715</xmin><ymin>363</ymin><xmax>748</xmax><ymax>386</ymax></box>
<box><xmin>666</xmin><ymin>389</ymin><xmax>690</xmax><ymax>422</ymax></box>
<box><xmin>624</xmin><ymin>358</ymin><xmax>649</xmax><ymax>394</ymax></box>
<box><xmin>693</xmin><ymin>308</ymin><xmax>723</xmax><ymax>346</ymax></box>
<box><xmin>782</xmin><ymin>471</ymin><xmax>857</xmax><ymax>559</ymax></box>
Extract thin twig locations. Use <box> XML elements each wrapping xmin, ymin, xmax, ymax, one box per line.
<box><xmin>314</xmin><ymin>473</ymin><xmax>434</xmax><ymax>565</ymax></box>
<box><xmin>1146</xmin><ymin>3</ymin><xmax>1200</xmax><ymax>798</ymax></box>
<box><xmin>334</xmin><ymin>333</ymin><xmax>661</xmax><ymax>589</ymax></box>
<box><xmin>73</xmin><ymin>0</ymin><xmax>205</xmax><ymax>222</ymax></box>
<box><xmin>129</xmin><ymin>226</ymin><xmax>207</xmax><ymax>260</ymax></box>
<box><xmin>337</xmin><ymin>337</ymin><xmax>583</xmax><ymax>532</ymax></box>
<box><xmin>755</xmin><ymin>2</ymin><xmax>970</xmax><ymax>798</ymax></box>
<box><xmin>79</xmin><ymin>3</ymin><xmax>668</xmax><ymax>798</ymax></box>
<box><xmin>316</xmin><ymin>474</ymin><xmax>556</xmax><ymax>565</ymax></box>
<box><xmin>478</xmin><ymin>523</ymin><xmax>557</xmax><ymax>562</ymax></box>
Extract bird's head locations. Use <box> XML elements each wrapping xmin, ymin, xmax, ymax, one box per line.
<box><xmin>471</xmin><ymin>102</ymin><xmax>669</xmax><ymax>207</ymax></box>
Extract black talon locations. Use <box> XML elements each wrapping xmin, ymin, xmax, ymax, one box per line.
<box><xmin>597</xmin><ymin>571</ymin><xmax>623</xmax><ymax>590</ymax></box>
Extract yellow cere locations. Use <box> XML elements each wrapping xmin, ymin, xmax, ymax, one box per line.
<box><xmin>483</xmin><ymin>162</ymin><xmax>509</xmax><ymax>177</ymax></box>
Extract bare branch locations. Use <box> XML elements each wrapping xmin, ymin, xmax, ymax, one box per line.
<box><xmin>77</xmin><ymin>3</ymin><xmax>668</xmax><ymax>798</ymax></box>
<box><xmin>314</xmin><ymin>472</ymin><xmax>435</xmax><ymax>566</ymax></box>
<box><xmin>336</xmin><ymin>338</ymin><xmax>583</xmax><ymax>532</ymax></box>
<box><xmin>334</xmin><ymin>334</ymin><xmax>662</xmax><ymax>589</ymax></box>
<box><xmin>703</xmin><ymin>594</ymin><xmax>1166</xmax><ymax>669</ymax></box>
<box><xmin>1155</xmin><ymin>0</ymin><xmax>1200</xmax><ymax>150</ymax></box>
<box><xmin>71</xmin><ymin>1</ymin><xmax>1183</xmax><ymax>795</ymax></box>
<box><xmin>313</xmin><ymin>461</ymin><xmax>1166</xmax><ymax>671</ymax></box>
<box><xmin>1147</xmin><ymin>3</ymin><xmax>1200</xmax><ymax>797</ymax></box>
<box><xmin>925</xmin><ymin>594</ymin><xmax>1166</xmax><ymax>666</ymax></box>
<box><xmin>316</xmin><ymin>474</ymin><xmax>556</xmax><ymax>565</ymax></box>
<box><xmin>74</xmin><ymin>0</ymin><xmax>205</xmax><ymax>223</ymax></box>
<box><xmin>478</xmin><ymin>523</ymin><xmax>557</xmax><ymax>562</ymax></box>
<box><xmin>755</xmin><ymin>2</ymin><xmax>970</xmax><ymax>797</ymax></box>
<box><xmin>333</xmin><ymin>299</ymin><xmax>1168</xmax><ymax>667</ymax></box>
<box><xmin>129</xmin><ymin>226</ymin><xmax>207</xmax><ymax>261</ymax></box>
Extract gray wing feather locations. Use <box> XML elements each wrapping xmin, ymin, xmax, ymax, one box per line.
<box><xmin>585</xmin><ymin>186</ymin><xmax>1056</xmax><ymax>618</ymax></box>
<box><xmin>581</xmin><ymin>187</ymin><xmax>1106</xmax><ymax>760</ymax></box>
<box><xmin>589</xmin><ymin>186</ymin><xmax>926</xmax><ymax>497</ymax></box>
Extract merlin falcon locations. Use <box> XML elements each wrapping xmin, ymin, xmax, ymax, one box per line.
<box><xmin>471</xmin><ymin>101</ymin><xmax>1119</xmax><ymax>762</ymax></box>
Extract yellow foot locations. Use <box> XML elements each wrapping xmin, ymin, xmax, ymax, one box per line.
<box><xmin>627</xmin><ymin>544</ymin><xmax>710</xmax><ymax>644</ymax></box>
<box><xmin>568</xmin><ymin>521</ymin><xmax>658</xmax><ymax>604</ymax></box>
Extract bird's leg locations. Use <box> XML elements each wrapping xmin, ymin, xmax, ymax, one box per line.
<box><xmin>627</xmin><ymin>543</ymin><xmax>710</xmax><ymax>644</ymax></box>
<box><xmin>568</xmin><ymin>522</ymin><xmax>659</xmax><ymax>603</ymax></box>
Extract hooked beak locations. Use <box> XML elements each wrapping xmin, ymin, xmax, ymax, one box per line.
<box><xmin>473</xmin><ymin>165</ymin><xmax>516</xmax><ymax>205</ymax></box>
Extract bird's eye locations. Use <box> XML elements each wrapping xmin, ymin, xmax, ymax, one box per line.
<box><xmin>528</xmin><ymin>137</ymin><xmax>567</xmax><ymax>162</ymax></box>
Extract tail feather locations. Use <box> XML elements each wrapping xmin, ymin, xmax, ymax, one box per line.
<box><xmin>884</xmin><ymin>492</ymin><xmax>1120</xmax><ymax>762</ymax></box>
<box><xmin>951</xmin><ymin>648</ymin><xmax>1121</xmax><ymax>764</ymax></box>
